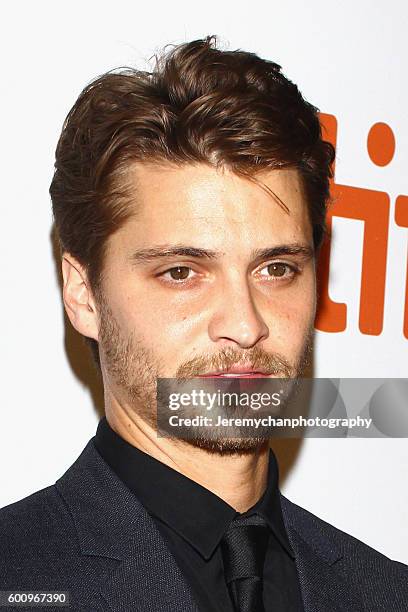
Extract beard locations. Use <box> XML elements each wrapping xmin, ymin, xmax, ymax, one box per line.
<box><xmin>97</xmin><ymin>293</ymin><xmax>314</xmax><ymax>456</ymax></box>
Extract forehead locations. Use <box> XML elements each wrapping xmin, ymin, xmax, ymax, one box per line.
<box><xmin>114</xmin><ymin>163</ymin><xmax>312</xmax><ymax>252</ymax></box>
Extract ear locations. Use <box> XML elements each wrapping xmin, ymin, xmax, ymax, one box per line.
<box><xmin>61</xmin><ymin>253</ymin><xmax>99</xmax><ymax>341</ymax></box>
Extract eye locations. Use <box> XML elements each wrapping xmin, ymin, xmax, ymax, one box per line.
<box><xmin>258</xmin><ymin>262</ymin><xmax>298</xmax><ymax>280</ymax></box>
<box><xmin>160</xmin><ymin>266</ymin><xmax>194</xmax><ymax>282</ymax></box>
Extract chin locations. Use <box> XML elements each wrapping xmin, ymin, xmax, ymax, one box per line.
<box><xmin>179</xmin><ymin>435</ymin><xmax>270</xmax><ymax>456</ymax></box>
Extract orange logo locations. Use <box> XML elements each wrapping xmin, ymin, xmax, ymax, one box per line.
<box><xmin>315</xmin><ymin>114</ymin><xmax>407</xmax><ymax>339</ymax></box>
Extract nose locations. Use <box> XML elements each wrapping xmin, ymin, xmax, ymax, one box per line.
<box><xmin>207</xmin><ymin>275</ymin><xmax>269</xmax><ymax>349</ymax></box>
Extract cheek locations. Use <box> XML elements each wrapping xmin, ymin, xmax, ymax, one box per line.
<box><xmin>262</xmin><ymin>285</ymin><xmax>316</xmax><ymax>351</ymax></box>
<box><xmin>272</xmin><ymin>302</ymin><xmax>314</xmax><ymax>340</ymax></box>
<box><xmin>115</xmin><ymin>287</ymin><xmax>204</xmax><ymax>353</ymax></box>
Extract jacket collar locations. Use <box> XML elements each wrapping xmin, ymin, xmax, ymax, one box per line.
<box><xmin>56</xmin><ymin>439</ymin><xmax>363</xmax><ymax>612</ymax></box>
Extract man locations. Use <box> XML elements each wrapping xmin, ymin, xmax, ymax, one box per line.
<box><xmin>0</xmin><ymin>36</ymin><xmax>406</xmax><ymax>612</ymax></box>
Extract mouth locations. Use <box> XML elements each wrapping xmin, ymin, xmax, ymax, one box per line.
<box><xmin>197</xmin><ymin>368</ymin><xmax>272</xmax><ymax>378</ymax></box>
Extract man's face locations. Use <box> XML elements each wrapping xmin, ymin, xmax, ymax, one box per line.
<box><xmin>96</xmin><ymin>163</ymin><xmax>316</xmax><ymax>452</ymax></box>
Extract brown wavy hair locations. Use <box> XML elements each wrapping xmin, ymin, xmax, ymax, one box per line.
<box><xmin>50</xmin><ymin>35</ymin><xmax>335</xmax><ymax>370</ymax></box>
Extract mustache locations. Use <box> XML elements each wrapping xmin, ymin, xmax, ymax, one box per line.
<box><xmin>175</xmin><ymin>345</ymin><xmax>295</xmax><ymax>379</ymax></box>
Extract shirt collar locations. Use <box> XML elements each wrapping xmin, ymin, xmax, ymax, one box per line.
<box><xmin>94</xmin><ymin>416</ymin><xmax>294</xmax><ymax>560</ymax></box>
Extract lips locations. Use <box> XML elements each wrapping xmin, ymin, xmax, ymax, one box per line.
<box><xmin>197</xmin><ymin>368</ymin><xmax>271</xmax><ymax>378</ymax></box>
<box><xmin>198</xmin><ymin>375</ymin><xmax>268</xmax><ymax>379</ymax></box>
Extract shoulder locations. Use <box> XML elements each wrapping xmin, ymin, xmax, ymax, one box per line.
<box><xmin>0</xmin><ymin>484</ymin><xmax>75</xmax><ymax>550</ymax></box>
<box><xmin>0</xmin><ymin>485</ymin><xmax>118</xmax><ymax>611</ymax></box>
<box><xmin>282</xmin><ymin>495</ymin><xmax>406</xmax><ymax>562</ymax></box>
<box><xmin>0</xmin><ymin>485</ymin><xmax>79</xmax><ymax>582</ymax></box>
<box><xmin>281</xmin><ymin>495</ymin><xmax>408</xmax><ymax>592</ymax></box>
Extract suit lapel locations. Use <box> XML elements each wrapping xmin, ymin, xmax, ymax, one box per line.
<box><xmin>281</xmin><ymin>496</ymin><xmax>365</xmax><ymax>612</ymax></box>
<box><xmin>56</xmin><ymin>440</ymin><xmax>200</xmax><ymax>612</ymax></box>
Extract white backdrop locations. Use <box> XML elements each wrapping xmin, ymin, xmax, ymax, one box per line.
<box><xmin>1</xmin><ymin>0</ymin><xmax>407</xmax><ymax>563</ymax></box>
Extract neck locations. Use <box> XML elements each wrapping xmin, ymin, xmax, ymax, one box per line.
<box><xmin>105</xmin><ymin>401</ymin><xmax>270</xmax><ymax>513</ymax></box>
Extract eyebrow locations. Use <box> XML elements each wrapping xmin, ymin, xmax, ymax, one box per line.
<box><xmin>128</xmin><ymin>243</ymin><xmax>314</xmax><ymax>265</ymax></box>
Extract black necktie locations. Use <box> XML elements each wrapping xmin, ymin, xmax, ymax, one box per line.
<box><xmin>221</xmin><ymin>513</ymin><xmax>270</xmax><ymax>612</ymax></box>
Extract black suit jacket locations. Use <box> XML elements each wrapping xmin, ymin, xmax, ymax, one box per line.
<box><xmin>0</xmin><ymin>439</ymin><xmax>407</xmax><ymax>611</ymax></box>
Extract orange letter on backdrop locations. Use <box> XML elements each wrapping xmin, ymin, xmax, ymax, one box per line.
<box><xmin>315</xmin><ymin>114</ymin><xmax>390</xmax><ymax>336</ymax></box>
<box><xmin>395</xmin><ymin>196</ymin><xmax>408</xmax><ymax>339</ymax></box>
